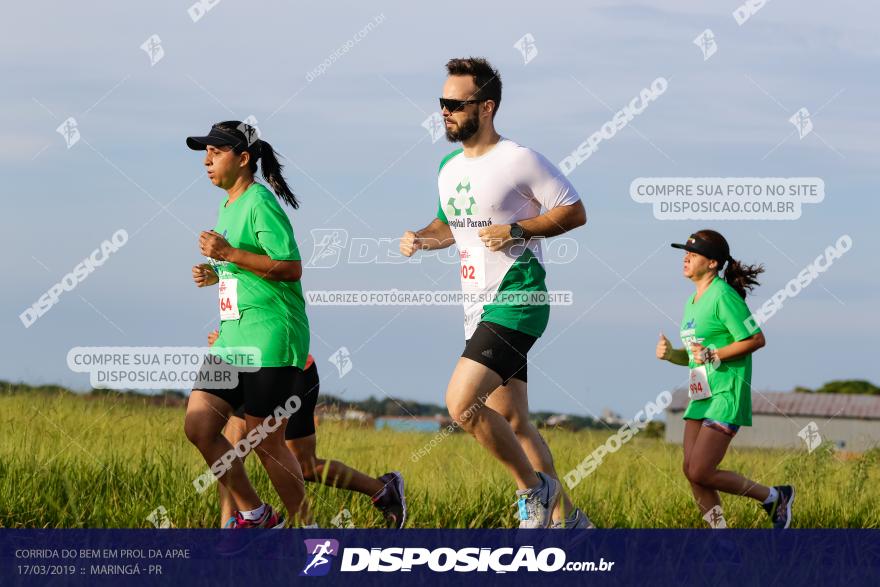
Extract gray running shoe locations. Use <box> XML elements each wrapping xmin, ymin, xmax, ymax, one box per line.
<box><xmin>516</xmin><ymin>472</ymin><xmax>560</xmax><ymax>529</ymax></box>
<box><xmin>550</xmin><ymin>507</ymin><xmax>596</xmax><ymax>529</ymax></box>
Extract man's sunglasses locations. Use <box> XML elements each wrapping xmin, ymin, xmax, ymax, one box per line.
<box><xmin>439</xmin><ymin>97</ymin><xmax>485</xmax><ymax>112</ymax></box>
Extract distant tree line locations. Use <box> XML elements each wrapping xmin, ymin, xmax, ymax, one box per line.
<box><xmin>794</xmin><ymin>380</ymin><xmax>880</xmax><ymax>395</ymax></box>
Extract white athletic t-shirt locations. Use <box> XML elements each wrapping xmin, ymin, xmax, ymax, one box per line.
<box><xmin>436</xmin><ymin>138</ymin><xmax>581</xmax><ymax>339</ymax></box>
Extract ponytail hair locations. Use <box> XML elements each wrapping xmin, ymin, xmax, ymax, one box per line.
<box><xmin>213</xmin><ymin>121</ymin><xmax>300</xmax><ymax>209</ymax></box>
<box><xmin>251</xmin><ymin>139</ymin><xmax>299</xmax><ymax>209</ymax></box>
<box><xmin>722</xmin><ymin>256</ymin><xmax>764</xmax><ymax>299</ymax></box>
<box><xmin>693</xmin><ymin>229</ymin><xmax>764</xmax><ymax>299</ymax></box>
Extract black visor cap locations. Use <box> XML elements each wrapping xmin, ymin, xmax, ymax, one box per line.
<box><xmin>671</xmin><ymin>234</ymin><xmax>730</xmax><ymax>263</ymax></box>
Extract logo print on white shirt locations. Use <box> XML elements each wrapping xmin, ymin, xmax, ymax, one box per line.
<box><xmin>446</xmin><ymin>177</ymin><xmax>478</xmax><ymax>217</ymax></box>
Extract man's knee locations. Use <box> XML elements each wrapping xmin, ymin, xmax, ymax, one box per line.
<box><xmin>506</xmin><ymin>413</ymin><xmax>531</xmax><ymax>438</ymax></box>
<box><xmin>446</xmin><ymin>397</ymin><xmax>482</xmax><ymax>432</ymax></box>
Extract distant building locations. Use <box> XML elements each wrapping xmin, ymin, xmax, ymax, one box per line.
<box><xmin>666</xmin><ymin>390</ymin><xmax>880</xmax><ymax>452</ymax></box>
<box><xmin>600</xmin><ymin>408</ymin><xmax>625</xmax><ymax>426</ymax></box>
<box><xmin>545</xmin><ymin>414</ymin><xmax>570</xmax><ymax>427</ymax></box>
<box><xmin>315</xmin><ymin>405</ymin><xmax>374</xmax><ymax>427</ymax></box>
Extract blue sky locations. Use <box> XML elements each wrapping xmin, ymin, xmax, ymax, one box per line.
<box><xmin>2</xmin><ymin>0</ymin><xmax>878</xmax><ymax>419</ymax></box>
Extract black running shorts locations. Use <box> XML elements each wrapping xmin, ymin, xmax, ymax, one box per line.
<box><xmin>229</xmin><ymin>361</ymin><xmax>319</xmax><ymax>440</ymax></box>
<box><xmin>461</xmin><ymin>321</ymin><xmax>537</xmax><ymax>384</ymax></box>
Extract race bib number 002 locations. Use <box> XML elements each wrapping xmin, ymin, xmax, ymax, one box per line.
<box><xmin>459</xmin><ymin>247</ymin><xmax>486</xmax><ymax>290</ymax></box>
<box><xmin>219</xmin><ymin>278</ymin><xmax>240</xmax><ymax>321</ymax></box>
<box><xmin>688</xmin><ymin>365</ymin><xmax>712</xmax><ymax>400</ymax></box>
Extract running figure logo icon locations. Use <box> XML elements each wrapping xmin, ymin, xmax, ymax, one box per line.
<box><xmin>300</xmin><ymin>539</ymin><xmax>340</xmax><ymax>576</ymax></box>
<box><xmin>306</xmin><ymin>229</ymin><xmax>348</xmax><ymax>269</ymax></box>
<box><xmin>513</xmin><ymin>33</ymin><xmax>538</xmax><ymax>65</ymax></box>
<box><xmin>789</xmin><ymin>107</ymin><xmax>813</xmax><ymax>139</ymax></box>
<box><xmin>140</xmin><ymin>34</ymin><xmax>165</xmax><ymax>66</ymax></box>
<box><xmin>693</xmin><ymin>29</ymin><xmax>717</xmax><ymax>61</ymax></box>
<box><xmin>56</xmin><ymin>117</ymin><xmax>80</xmax><ymax>149</ymax></box>
<box><xmin>798</xmin><ymin>421</ymin><xmax>822</xmax><ymax>453</ymax></box>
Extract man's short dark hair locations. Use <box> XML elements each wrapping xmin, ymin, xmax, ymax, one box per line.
<box><xmin>445</xmin><ymin>57</ymin><xmax>502</xmax><ymax>118</ymax></box>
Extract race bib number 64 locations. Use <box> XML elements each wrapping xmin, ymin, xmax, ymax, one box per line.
<box><xmin>219</xmin><ymin>278</ymin><xmax>240</xmax><ymax>321</ymax></box>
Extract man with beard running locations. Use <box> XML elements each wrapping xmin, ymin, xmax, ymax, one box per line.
<box><xmin>400</xmin><ymin>57</ymin><xmax>593</xmax><ymax>529</ymax></box>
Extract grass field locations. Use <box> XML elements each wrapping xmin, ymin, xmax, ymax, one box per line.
<box><xmin>2</xmin><ymin>390</ymin><xmax>878</xmax><ymax>529</ymax></box>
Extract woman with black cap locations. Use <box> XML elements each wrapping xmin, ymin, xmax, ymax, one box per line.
<box><xmin>183</xmin><ymin>120</ymin><xmax>313</xmax><ymax>528</ymax></box>
<box><xmin>656</xmin><ymin>229</ymin><xmax>795</xmax><ymax>529</ymax></box>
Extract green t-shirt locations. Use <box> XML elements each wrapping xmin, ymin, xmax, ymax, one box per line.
<box><xmin>679</xmin><ymin>276</ymin><xmax>761</xmax><ymax>426</ymax></box>
<box><xmin>209</xmin><ymin>183</ymin><xmax>309</xmax><ymax>369</ymax></box>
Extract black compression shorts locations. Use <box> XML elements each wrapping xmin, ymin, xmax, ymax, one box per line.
<box><xmin>228</xmin><ymin>361</ymin><xmax>320</xmax><ymax>440</ymax></box>
<box><xmin>461</xmin><ymin>321</ymin><xmax>537</xmax><ymax>384</ymax></box>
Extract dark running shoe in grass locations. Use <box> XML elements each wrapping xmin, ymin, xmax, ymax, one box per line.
<box><xmin>763</xmin><ymin>485</ymin><xmax>795</xmax><ymax>529</ymax></box>
<box><xmin>231</xmin><ymin>504</ymin><xmax>286</xmax><ymax>529</ymax></box>
<box><xmin>373</xmin><ymin>471</ymin><xmax>407</xmax><ymax>528</ymax></box>
<box><xmin>550</xmin><ymin>507</ymin><xmax>596</xmax><ymax>529</ymax></box>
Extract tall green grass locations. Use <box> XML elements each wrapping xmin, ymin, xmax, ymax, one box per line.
<box><xmin>1</xmin><ymin>391</ymin><xmax>877</xmax><ymax>528</ymax></box>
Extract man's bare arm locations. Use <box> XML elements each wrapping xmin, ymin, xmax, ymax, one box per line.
<box><xmin>478</xmin><ymin>201</ymin><xmax>587</xmax><ymax>252</ymax></box>
<box><xmin>400</xmin><ymin>219</ymin><xmax>455</xmax><ymax>256</ymax></box>
<box><xmin>517</xmin><ymin>200</ymin><xmax>586</xmax><ymax>239</ymax></box>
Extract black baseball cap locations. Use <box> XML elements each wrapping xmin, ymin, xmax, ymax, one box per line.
<box><xmin>186</xmin><ymin>122</ymin><xmax>259</xmax><ymax>152</ymax></box>
<box><xmin>671</xmin><ymin>233</ymin><xmax>730</xmax><ymax>263</ymax></box>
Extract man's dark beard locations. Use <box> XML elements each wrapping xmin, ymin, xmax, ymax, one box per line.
<box><xmin>445</xmin><ymin>111</ymin><xmax>480</xmax><ymax>142</ymax></box>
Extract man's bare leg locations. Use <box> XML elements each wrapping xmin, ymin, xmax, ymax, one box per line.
<box><xmin>445</xmin><ymin>357</ymin><xmax>539</xmax><ymax>490</ymax></box>
<box><xmin>485</xmin><ymin>380</ymin><xmax>575</xmax><ymax>522</ymax></box>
